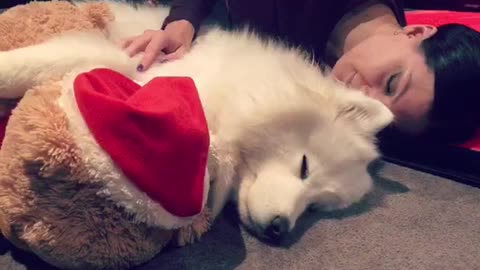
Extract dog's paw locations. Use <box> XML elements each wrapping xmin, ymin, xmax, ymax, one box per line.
<box><xmin>171</xmin><ymin>208</ymin><xmax>212</xmax><ymax>247</ymax></box>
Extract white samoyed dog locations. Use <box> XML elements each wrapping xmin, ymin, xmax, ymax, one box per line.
<box><xmin>0</xmin><ymin>1</ymin><xmax>393</xmax><ymax>242</ymax></box>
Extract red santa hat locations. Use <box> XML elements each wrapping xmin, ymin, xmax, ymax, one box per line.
<box><xmin>72</xmin><ymin>68</ymin><xmax>209</xmax><ymax>223</ymax></box>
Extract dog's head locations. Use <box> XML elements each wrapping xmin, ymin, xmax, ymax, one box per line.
<box><xmin>217</xmin><ymin>82</ymin><xmax>393</xmax><ymax>243</ymax></box>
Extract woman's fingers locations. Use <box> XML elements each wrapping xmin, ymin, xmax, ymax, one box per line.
<box><xmin>124</xmin><ymin>33</ymin><xmax>153</xmax><ymax>57</ymax></box>
<box><xmin>121</xmin><ymin>29</ymin><xmax>190</xmax><ymax>71</ymax></box>
<box><xmin>119</xmin><ymin>36</ymin><xmax>136</xmax><ymax>49</ymax></box>
<box><xmin>159</xmin><ymin>46</ymin><xmax>187</xmax><ymax>63</ymax></box>
<box><xmin>139</xmin><ymin>33</ymin><xmax>169</xmax><ymax>71</ymax></box>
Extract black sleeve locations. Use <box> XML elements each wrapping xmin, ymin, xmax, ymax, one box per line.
<box><xmin>387</xmin><ymin>0</ymin><xmax>406</xmax><ymax>26</ymax></box>
<box><xmin>162</xmin><ymin>0</ymin><xmax>218</xmax><ymax>33</ymax></box>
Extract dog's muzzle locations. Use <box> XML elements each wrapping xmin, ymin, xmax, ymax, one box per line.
<box><xmin>264</xmin><ymin>216</ymin><xmax>290</xmax><ymax>242</ymax></box>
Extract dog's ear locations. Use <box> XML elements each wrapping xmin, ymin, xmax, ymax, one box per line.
<box><xmin>336</xmin><ymin>91</ymin><xmax>394</xmax><ymax>135</ymax></box>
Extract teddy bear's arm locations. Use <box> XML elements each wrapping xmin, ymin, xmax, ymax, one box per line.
<box><xmin>0</xmin><ymin>32</ymin><xmax>137</xmax><ymax>99</ymax></box>
<box><xmin>171</xmin><ymin>207</ymin><xmax>212</xmax><ymax>247</ymax></box>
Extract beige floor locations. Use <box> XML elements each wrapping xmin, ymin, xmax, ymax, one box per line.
<box><xmin>2</xmin><ymin>161</ymin><xmax>480</xmax><ymax>270</ymax></box>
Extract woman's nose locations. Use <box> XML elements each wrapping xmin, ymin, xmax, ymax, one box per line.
<box><xmin>349</xmin><ymin>72</ymin><xmax>370</xmax><ymax>91</ymax></box>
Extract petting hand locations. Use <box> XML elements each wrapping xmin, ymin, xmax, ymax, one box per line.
<box><xmin>121</xmin><ymin>20</ymin><xmax>195</xmax><ymax>71</ymax></box>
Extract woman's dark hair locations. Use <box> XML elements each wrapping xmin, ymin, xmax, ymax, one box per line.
<box><xmin>421</xmin><ymin>23</ymin><xmax>480</xmax><ymax>143</ymax></box>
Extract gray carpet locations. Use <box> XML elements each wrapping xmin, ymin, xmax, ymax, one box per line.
<box><xmin>1</xmin><ymin>161</ymin><xmax>480</xmax><ymax>270</ymax></box>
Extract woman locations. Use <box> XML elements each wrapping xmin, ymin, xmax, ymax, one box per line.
<box><xmin>122</xmin><ymin>0</ymin><xmax>480</xmax><ymax>143</ymax></box>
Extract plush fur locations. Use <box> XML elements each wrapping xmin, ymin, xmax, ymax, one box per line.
<box><xmin>0</xmin><ymin>1</ymin><xmax>113</xmax><ymax>51</ymax></box>
<box><xmin>0</xmin><ymin>2</ymin><xmax>210</xmax><ymax>269</ymax></box>
<box><xmin>0</xmin><ymin>1</ymin><xmax>393</xmax><ymax>269</ymax></box>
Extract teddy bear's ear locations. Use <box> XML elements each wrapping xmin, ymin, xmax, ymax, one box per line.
<box><xmin>80</xmin><ymin>2</ymin><xmax>115</xmax><ymax>29</ymax></box>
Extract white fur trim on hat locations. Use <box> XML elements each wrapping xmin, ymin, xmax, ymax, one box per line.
<box><xmin>57</xmin><ymin>69</ymin><xmax>210</xmax><ymax>229</ymax></box>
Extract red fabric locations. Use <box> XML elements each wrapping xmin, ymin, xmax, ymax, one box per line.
<box><xmin>0</xmin><ymin>116</ymin><xmax>8</xmax><ymax>149</ymax></box>
<box><xmin>460</xmin><ymin>130</ymin><xmax>480</xmax><ymax>151</ymax></box>
<box><xmin>406</xmin><ymin>10</ymin><xmax>480</xmax><ymax>152</ymax></box>
<box><xmin>406</xmin><ymin>10</ymin><xmax>480</xmax><ymax>31</ymax></box>
<box><xmin>74</xmin><ymin>69</ymin><xmax>209</xmax><ymax>217</ymax></box>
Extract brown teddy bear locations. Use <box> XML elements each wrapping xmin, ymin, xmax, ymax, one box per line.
<box><xmin>0</xmin><ymin>1</ymin><xmax>212</xmax><ymax>269</ymax></box>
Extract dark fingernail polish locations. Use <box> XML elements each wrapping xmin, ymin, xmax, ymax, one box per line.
<box><xmin>137</xmin><ymin>64</ymin><xmax>144</xmax><ymax>72</ymax></box>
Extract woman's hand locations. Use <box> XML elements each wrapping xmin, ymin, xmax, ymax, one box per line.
<box><xmin>121</xmin><ymin>20</ymin><xmax>195</xmax><ymax>71</ymax></box>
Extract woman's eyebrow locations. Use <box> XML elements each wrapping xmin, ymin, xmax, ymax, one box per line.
<box><xmin>393</xmin><ymin>71</ymin><xmax>412</xmax><ymax>104</ymax></box>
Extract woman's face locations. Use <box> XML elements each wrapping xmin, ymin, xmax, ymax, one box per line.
<box><xmin>331</xmin><ymin>25</ymin><xmax>437</xmax><ymax>135</ymax></box>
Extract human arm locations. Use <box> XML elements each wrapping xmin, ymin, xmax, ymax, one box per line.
<box><xmin>122</xmin><ymin>0</ymin><xmax>218</xmax><ymax>71</ymax></box>
<box><xmin>162</xmin><ymin>0</ymin><xmax>218</xmax><ymax>34</ymax></box>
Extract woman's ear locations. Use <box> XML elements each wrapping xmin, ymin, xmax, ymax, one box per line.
<box><xmin>402</xmin><ymin>25</ymin><xmax>438</xmax><ymax>41</ymax></box>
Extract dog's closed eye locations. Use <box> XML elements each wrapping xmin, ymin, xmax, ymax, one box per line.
<box><xmin>300</xmin><ymin>154</ymin><xmax>309</xmax><ymax>180</ymax></box>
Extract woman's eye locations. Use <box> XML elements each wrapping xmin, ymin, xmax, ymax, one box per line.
<box><xmin>300</xmin><ymin>154</ymin><xmax>309</xmax><ymax>180</ymax></box>
<box><xmin>385</xmin><ymin>74</ymin><xmax>399</xmax><ymax>97</ymax></box>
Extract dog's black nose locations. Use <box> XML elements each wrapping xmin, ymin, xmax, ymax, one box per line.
<box><xmin>265</xmin><ymin>216</ymin><xmax>289</xmax><ymax>241</ymax></box>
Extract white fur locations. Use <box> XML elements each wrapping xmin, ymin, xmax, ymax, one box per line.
<box><xmin>0</xmin><ymin>31</ymin><xmax>136</xmax><ymax>98</ymax></box>
<box><xmin>0</xmin><ymin>1</ymin><xmax>393</xmax><ymax>236</ymax></box>
<box><xmin>57</xmin><ymin>66</ymin><xmax>210</xmax><ymax>229</ymax></box>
